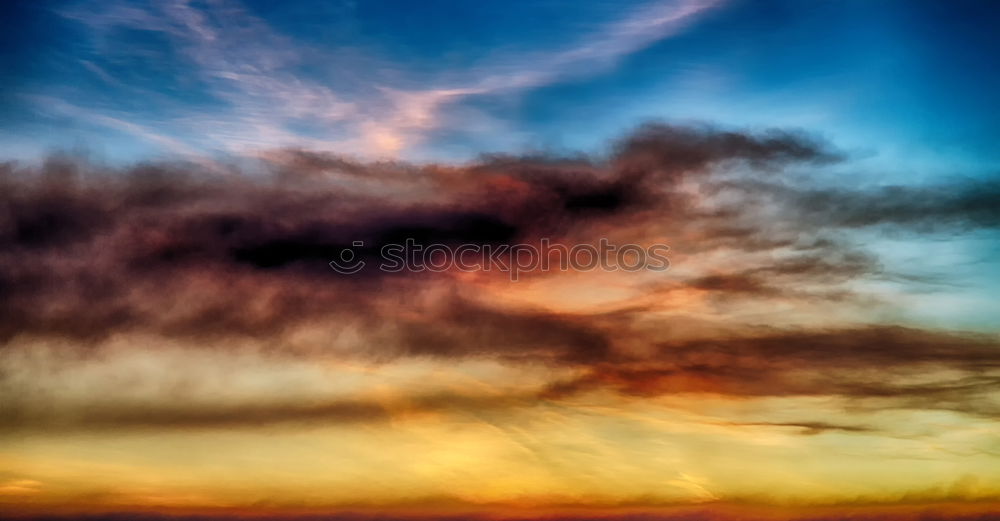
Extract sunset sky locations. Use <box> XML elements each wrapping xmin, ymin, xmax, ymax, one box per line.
<box><xmin>1</xmin><ymin>1</ymin><xmax>999</xmax><ymax>521</ymax></box>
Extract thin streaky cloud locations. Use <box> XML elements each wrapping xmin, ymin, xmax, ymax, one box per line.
<box><xmin>53</xmin><ymin>0</ymin><xmax>721</xmax><ymax>157</ymax></box>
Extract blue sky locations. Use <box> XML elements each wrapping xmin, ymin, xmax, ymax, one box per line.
<box><xmin>2</xmin><ymin>0</ymin><xmax>998</xmax><ymax>175</ymax></box>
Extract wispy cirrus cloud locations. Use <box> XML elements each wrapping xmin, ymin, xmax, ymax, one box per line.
<box><xmin>53</xmin><ymin>0</ymin><xmax>722</xmax><ymax>157</ymax></box>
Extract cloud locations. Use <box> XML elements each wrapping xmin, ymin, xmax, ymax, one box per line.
<box><xmin>2</xmin><ymin>122</ymin><xmax>999</xmax><ymax>424</ymax></box>
<box><xmin>53</xmin><ymin>0</ymin><xmax>724</xmax><ymax>157</ymax></box>
<box><xmin>788</xmin><ymin>182</ymin><xmax>1000</xmax><ymax>230</ymax></box>
<box><xmin>713</xmin><ymin>420</ymin><xmax>877</xmax><ymax>436</ymax></box>
<box><xmin>0</xmin><ymin>389</ymin><xmax>535</xmax><ymax>432</ymax></box>
<box><xmin>0</xmin><ymin>122</ymin><xmax>836</xmax><ymax>340</ymax></box>
<box><xmin>542</xmin><ymin>326</ymin><xmax>1000</xmax><ymax>417</ymax></box>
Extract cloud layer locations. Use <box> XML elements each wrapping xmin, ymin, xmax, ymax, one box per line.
<box><xmin>2</xmin><ymin>122</ymin><xmax>998</xmax><ymax>435</ymax></box>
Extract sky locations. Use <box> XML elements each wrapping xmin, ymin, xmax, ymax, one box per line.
<box><xmin>1</xmin><ymin>1</ymin><xmax>1000</xmax><ymax>521</ymax></box>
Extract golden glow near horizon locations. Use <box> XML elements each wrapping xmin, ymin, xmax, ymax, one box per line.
<box><xmin>2</xmin><ymin>323</ymin><xmax>999</xmax><ymax>514</ymax></box>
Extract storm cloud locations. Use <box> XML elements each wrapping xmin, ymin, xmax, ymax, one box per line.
<box><xmin>2</xmin><ymin>123</ymin><xmax>999</xmax><ymax>431</ymax></box>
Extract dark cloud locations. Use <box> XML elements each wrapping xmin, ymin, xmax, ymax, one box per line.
<box><xmin>2</xmin><ymin>122</ymin><xmax>999</xmax><ymax>421</ymax></box>
<box><xmin>542</xmin><ymin>326</ymin><xmax>1000</xmax><ymax>417</ymax></box>
<box><xmin>0</xmin><ymin>390</ymin><xmax>534</xmax><ymax>432</ymax></box>
<box><xmin>611</xmin><ymin>122</ymin><xmax>841</xmax><ymax>177</ymax></box>
<box><xmin>714</xmin><ymin>421</ymin><xmax>877</xmax><ymax>436</ymax></box>
<box><xmin>789</xmin><ymin>181</ymin><xmax>1000</xmax><ymax>230</ymax></box>
<box><xmin>5</xmin><ymin>323</ymin><xmax>998</xmax><ymax>432</ymax></box>
<box><xmin>0</xmin><ymin>123</ymin><xmax>843</xmax><ymax>343</ymax></box>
